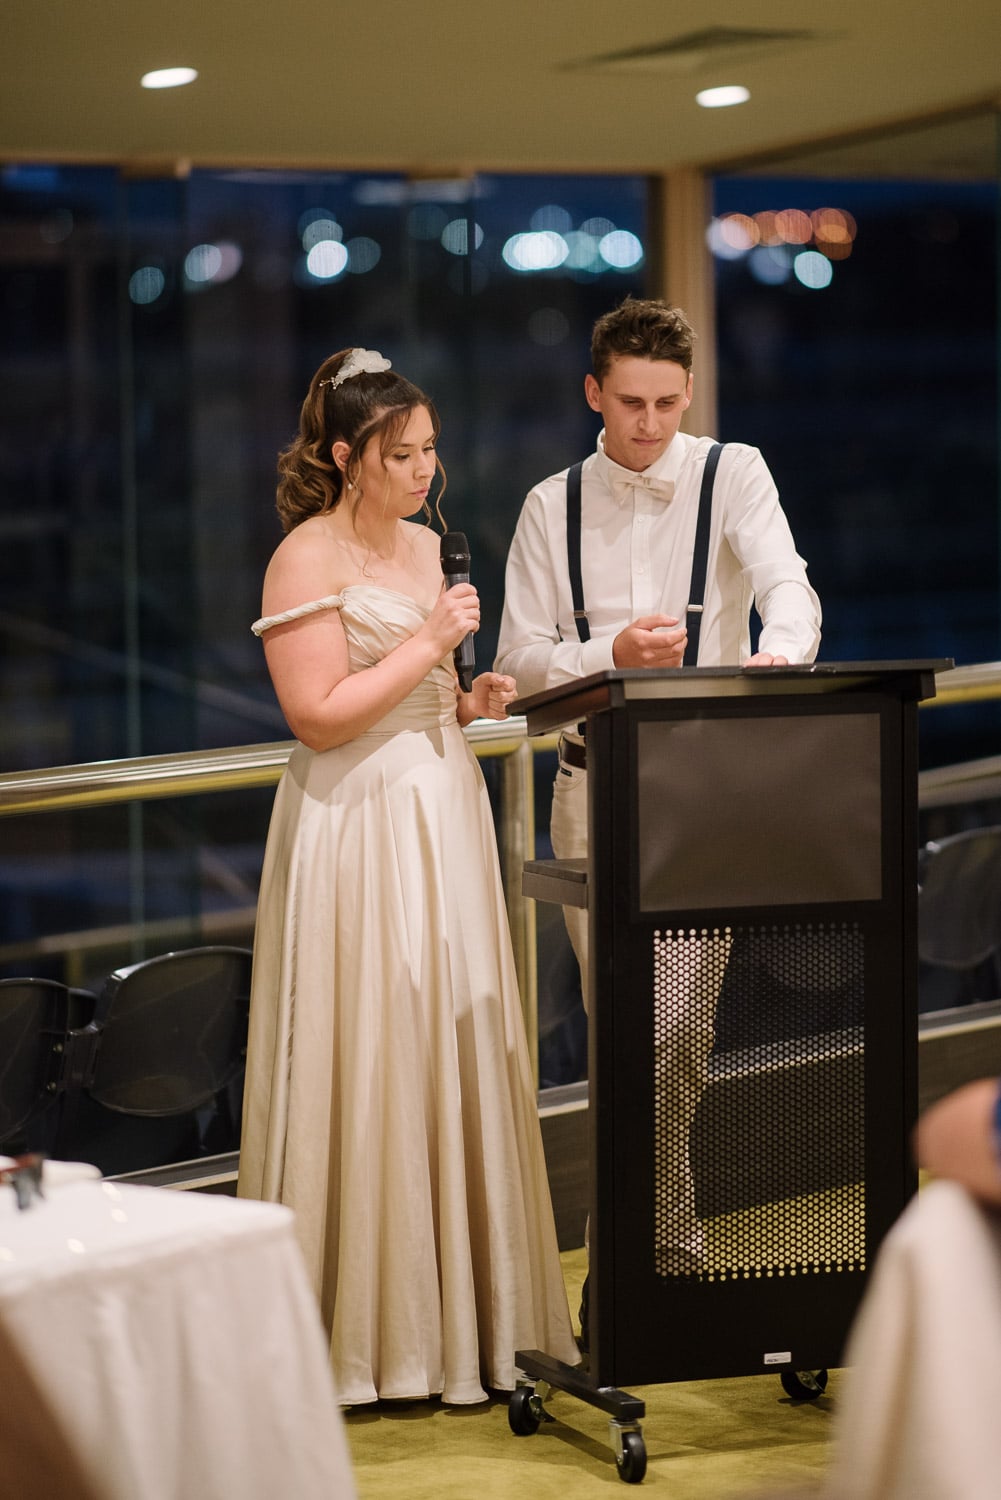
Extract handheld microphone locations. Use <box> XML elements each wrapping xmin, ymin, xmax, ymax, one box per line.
<box><xmin>440</xmin><ymin>531</ymin><xmax>476</xmax><ymax>694</ymax></box>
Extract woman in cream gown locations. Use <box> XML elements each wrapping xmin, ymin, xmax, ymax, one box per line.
<box><xmin>238</xmin><ymin>348</ymin><xmax>578</xmax><ymax>1406</ymax></box>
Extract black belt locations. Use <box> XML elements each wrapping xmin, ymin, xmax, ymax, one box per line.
<box><xmin>559</xmin><ymin>736</ymin><xmax>587</xmax><ymax>771</ymax></box>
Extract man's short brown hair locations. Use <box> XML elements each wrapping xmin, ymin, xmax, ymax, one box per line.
<box><xmin>591</xmin><ymin>298</ymin><xmax>696</xmax><ymax>383</ymax></box>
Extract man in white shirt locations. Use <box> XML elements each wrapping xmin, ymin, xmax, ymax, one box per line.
<box><xmin>495</xmin><ymin>298</ymin><xmax>821</xmax><ymax>1307</ymax></box>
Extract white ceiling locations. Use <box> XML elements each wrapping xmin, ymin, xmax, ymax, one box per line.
<box><xmin>2</xmin><ymin>1</ymin><xmax>1000</xmax><ymax>178</ymax></box>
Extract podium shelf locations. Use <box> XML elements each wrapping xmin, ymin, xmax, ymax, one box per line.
<box><xmin>522</xmin><ymin>857</ymin><xmax>588</xmax><ymax>909</ymax></box>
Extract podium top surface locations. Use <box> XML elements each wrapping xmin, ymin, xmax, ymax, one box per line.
<box><xmin>512</xmin><ymin>660</ymin><xmax>952</xmax><ymax>736</ymax></box>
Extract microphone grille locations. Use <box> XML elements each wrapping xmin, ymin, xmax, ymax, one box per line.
<box><xmin>440</xmin><ymin>531</ymin><xmax>470</xmax><ymax>569</ymax></box>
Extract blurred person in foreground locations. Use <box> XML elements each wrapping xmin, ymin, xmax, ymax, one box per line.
<box><xmin>747</xmin><ymin>1078</ymin><xmax>1001</xmax><ymax>1500</ymax></box>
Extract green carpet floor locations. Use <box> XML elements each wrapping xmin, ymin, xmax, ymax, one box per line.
<box><xmin>343</xmin><ymin>1248</ymin><xmax>838</xmax><ymax>1497</ymax></box>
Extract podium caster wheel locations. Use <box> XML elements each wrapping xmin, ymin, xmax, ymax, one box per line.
<box><xmin>780</xmin><ymin>1368</ymin><xmax>828</xmax><ymax>1401</ymax></box>
<box><xmin>508</xmin><ymin>1386</ymin><xmax>543</xmax><ymax>1436</ymax></box>
<box><xmin>616</xmin><ymin>1429</ymin><xmax>647</xmax><ymax>1484</ymax></box>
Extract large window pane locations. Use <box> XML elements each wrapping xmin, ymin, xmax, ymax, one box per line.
<box><xmin>712</xmin><ymin>122</ymin><xmax>1000</xmax><ymax>769</ymax></box>
<box><xmin>1</xmin><ymin>165</ymin><xmax>647</xmax><ymax>1101</ymax></box>
<box><xmin>1</xmin><ymin>166</ymin><xmax>649</xmax><ymax>770</ymax></box>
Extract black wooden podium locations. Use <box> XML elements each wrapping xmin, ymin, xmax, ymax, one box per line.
<box><xmin>509</xmin><ymin>662</ymin><xmax>945</xmax><ymax>1483</ymax></box>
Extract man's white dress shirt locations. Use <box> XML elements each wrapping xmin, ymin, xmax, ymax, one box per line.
<box><xmin>495</xmin><ymin>429</ymin><xmax>821</xmax><ymax>1274</ymax></box>
<box><xmin>495</xmin><ymin>430</ymin><xmax>821</xmax><ymax>693</ymax></box>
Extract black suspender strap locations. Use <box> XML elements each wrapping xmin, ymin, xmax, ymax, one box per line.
<box><xmin>683</xmin><ymin>441</ymin><xmax>724</xmax><ymax>667</ymax></box>
<box><xmin>565</xmin><ymin>461</ymin><xmax>589</xmax><ymax>642</ymax></box>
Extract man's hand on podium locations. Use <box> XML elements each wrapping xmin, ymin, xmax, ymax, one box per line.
<box><xmin>743</xmin><ymin>652</ymin><xmax>789</xmax><ymax>667</ymax></box>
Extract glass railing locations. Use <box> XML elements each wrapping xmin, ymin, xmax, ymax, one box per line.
<box><xmin>0</xmin><ymin>719</ymin><xmax>560</xmax><ymax>1072</ymax></box>
<box><xmin>3</xmin><ymin>661</ymin><xmax>1000</xmax><ymax>1185</ymax></box>
<box><xmin>3</xmin><ymin>659</ymin><xmax>1000</xmax><ymax>1068</ymax></box>
<box><xmin>919</xmin><ymin>662</ymin><xmax>1001</xmax><ymax>809</ymax></box>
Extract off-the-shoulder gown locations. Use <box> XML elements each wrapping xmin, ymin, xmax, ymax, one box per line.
<box><xmin>238</xmin><ymin>585</ymin><xmax>578</xmax><ymax>1404</ymax></box>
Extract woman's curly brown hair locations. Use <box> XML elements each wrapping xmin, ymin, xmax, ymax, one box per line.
<box><xmin>275</xmin><ymin>350</ymin><xmax>445</xmax><ymax>534</ymax></box>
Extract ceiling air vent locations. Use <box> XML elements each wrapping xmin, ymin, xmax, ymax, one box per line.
<box><xmin>567</xmin><ymin>27</ymin><xmax>830</xmax><ymax>76</ymax></box>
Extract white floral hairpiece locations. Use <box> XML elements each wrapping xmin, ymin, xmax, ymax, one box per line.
<box><xmin>323</xmin><ymin>348</ymin><xmax>392</xmax><ymax>391</ymax></box>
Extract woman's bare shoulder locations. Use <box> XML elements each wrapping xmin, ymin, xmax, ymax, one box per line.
<box><xmin>262</xmin><ymin>517</ymin><xmax>348</xmax><ymax>612</ymax></box>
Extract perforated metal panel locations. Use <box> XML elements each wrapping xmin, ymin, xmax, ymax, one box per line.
<box><xmin>653</xmin><ymin>922</ymin><xmax>866</xmax><ymax>1284</ymax></box>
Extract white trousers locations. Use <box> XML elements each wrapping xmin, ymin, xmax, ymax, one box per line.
<box><xmin>551</xmin><ymin>755</ymin><xmax>721</xmax><ymax>1274</ymax></box>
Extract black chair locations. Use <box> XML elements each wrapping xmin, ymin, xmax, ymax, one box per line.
<box><xmin>918</xmin><ymin>827</ymin><xmax>1001</xmax><ymax>1011</ymax></box>
<box><xmin>56</xmin><ymin>945</ymin><xmax>253</xmax><ymax>1173</ymax></box>
<box><xmin>0</xmin><ymin>978</ymin><xmax>96</xmax><ymax>1153</ymax></box>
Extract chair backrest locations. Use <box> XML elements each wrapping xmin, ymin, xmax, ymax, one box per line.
<box><xmin>88</xmin><ymin>946</ymin><xmax>253</xmax><ymax>1116</ymax></box>
<box><xmin>918</xmin><ymin>827</ymin><xmax>1001</xmax><ymax>969</ymax></box>
<box><xmin>0</xmin><ymin>978</ymin><xmax>74</xmax><ymax>1142</ymax></box>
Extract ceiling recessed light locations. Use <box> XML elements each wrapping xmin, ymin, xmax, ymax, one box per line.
<box><xmin>696</xmin><ymin>85</ymin><xmax>750</xmax><ymax>109</ymax></box>
<box><xmin>141</xmin><ymin>68</ymin><xmax>198</xmax><ymax>90</ymax></box>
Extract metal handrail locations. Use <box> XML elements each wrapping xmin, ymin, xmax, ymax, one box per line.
<box><xmin>2</xmin><ymin>659</ymin><xmax>1000</xmax><ymax>818</ymax></box>
<box><xmin>0</xmin><ymin>718</ymin><xmax>549</xmax><ymax>818</ymax></box>
<box><xmin>918</xmin><ymin>754</ymin><xmax>1001</xmax><ymax>809</ymax></box>
<box><xmin>2</xmin><ymin>661</ymin><xmax>998</xmax><ymax>819</ymax></box>
<box><xmin>918</xmin><ymin>662</ymin><xmax>1001</xmax><ymax>806</ymax></box>
<box><xmin>925</xmin><ymin>660</ymin><xmax>1001</xmax><ymax>708</ymax></box>
<box><xmin>0</xmin><ymin>741</ymin><xmax>294</xmax><ymax>817</ymax></box>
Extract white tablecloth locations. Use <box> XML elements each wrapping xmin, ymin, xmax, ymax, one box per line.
<box><xmin>0</xmin><ymin>1172</ymin><xmax>355</xmax><ymax>1500</ymax></box>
